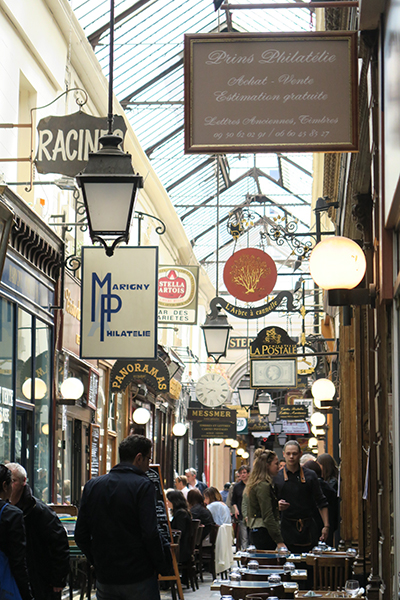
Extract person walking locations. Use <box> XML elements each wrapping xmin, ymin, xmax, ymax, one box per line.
<box><xmin>8</xmin><ymin>462</ymin><xmax>69</xmax><ymax>600</ymax></box>
<box><xmin>231</xmin><ymin>465</ymin><xmax>250</xmax><ymax>549</ymax></box>
<box><xmin>274</xmin><ymin>441</ymin><xmax>329</xmax><ymax>553</ymax></box>
<box><xmin>244</xmin><ymin>450</ymin><xmax>287</xmax><ymax>551</ymax></box>
<box><xmin>75</xmin><ymin>434</ymin><xmax>171</xmax><ymax>600</ymax></box>
<box><xmin>0</xmin><ymin>464</ymin><xmax>32</xmax><ymax>600</ymax></box>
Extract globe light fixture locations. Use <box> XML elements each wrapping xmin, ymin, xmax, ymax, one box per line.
<box><xmin>172</xmin><ymin>422</ymin><xmax>187</xmax><ymax>437</ymax></box>
<box><xmin>22</xmin><ymin>378</ymin><xmax>47</xmax><ymax>401</ymax></box>
<box><xmin>225</xmin><ymin>438</ymin><xmax>235</xmax><ymax>447</ymax></box>
<box><xmin>310</xmin><ymin>236</ymin><xmax>366</xmax><ymax>290</ymax></box>
<box><xmin>230</xmin><ymin>440</ymin><xmax>239</xmax><ymax>449</ymax></box>
<box><xmin>308</xmin><ymin>437</ymin><xmax>318</xmax><ymax>448</ymax></box>
<box><xmin>212</xmin><ymin>438</ymin><xmax>224</xmax><ymax>445</ymax></box>
<box><xmin>132</xmin><ymin>407</ymin><xmax>151</xmax><ymax>424</ymax></box>
<box><xmin>242</xmin><ymin>451</ymin><xmax>249</xmax><ymax>460</ymax></box>
<box><xmin>312</xmin><ymin>378</ymin><xmax>335</xmax><ymax>401</ymax></box>
<box><xmin>311</xmin><ymin>424</ymin><xmax>326</xmax><ymax>436</ymax></box>
<box><xmin>60</xmin><ymin>377</ymin><xmax>84</xmax><ymax>401</ymax></box>
<box><xmin>310</xmin><ymin>412</ymin><xmax>326</xmax><ymax>427</ymax></box>
<box><xmin>236</xmin><ymin>447</ymin><xmax>245</xmax><ymax>456</ymax></box>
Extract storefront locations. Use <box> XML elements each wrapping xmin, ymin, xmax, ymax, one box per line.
<box><xmin>0</xmin><ymin>187</ymin><xmax>63</xmax><ymax>502</ymax></box>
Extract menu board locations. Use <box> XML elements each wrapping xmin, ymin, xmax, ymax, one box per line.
<box><xmin>185</xmin><ymin>31</ymin><xmax>358</xmax><ymax>153</ymax></box>
<box><xmin>89</xmin><ymin>423</ymin><xmax>100</xmax><ymax>478</ymax></box>
<box><xmin>146</xmin><ymin>464</ymin><xmax>172</xmax><ymax>543</ymax></box>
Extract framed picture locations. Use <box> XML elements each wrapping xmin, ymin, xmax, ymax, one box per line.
<box><xmin>250</xmin><ymin>359</ymin><xmax>297</xmax><ymax>388</ymax></box>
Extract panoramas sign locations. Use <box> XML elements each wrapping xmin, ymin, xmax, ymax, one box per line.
<box><xmin>35</xmin><ymin>111</ymin><xmax>127</xmax><ymax>177</ymax></box>
<box><xmin>81</xmin><ymin>247</ymin><xmax>158</xmax><ymax>359</ymax></box>
<box><xmin>223</xmin><ymin>248</ymin><xmax>277</xmax><ymax>302</ymax></box>
<box><xmin>110</xmin><ymin>358</ymin><xmax>170</xmax><ymax>393</ymax></box>
<box><xmin>158</xmin><ymin>266</ymin><xmax>199</xmax><ymax>324</ymax></box>
<box><xmin>184</xmin><ymin>32</ymin><xmax>358</xmax><ymax>153</ymax></box>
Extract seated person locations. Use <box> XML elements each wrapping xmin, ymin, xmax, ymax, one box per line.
<box><xmin>204</xmin><ymin>487</ymin><xmax>231</xmax><ymax>525</ymax></box>
<box><xmin>166</xmin><ymin>490</ymin><xmax>192</xmax><ymax>565</ymax></box>
<box><xmin>187</xmin><ymin>488</ymin><xmax>215</xmax><ymax>540</ymax></box>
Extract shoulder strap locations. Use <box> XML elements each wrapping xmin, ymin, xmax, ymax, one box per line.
<box><xmin>0</xmin><ymin>502</ymin><xmax>7</xmax><ymax>520</ymax></box>
<box><xmin>283</xmin><ymin>466</ymin><xmax>306</xmax><ymax>483</ymax></box>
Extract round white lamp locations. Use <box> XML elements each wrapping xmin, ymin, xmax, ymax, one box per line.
<box><xmin>311</xmin><ymin>378</ymin><xmax>336</xmax><ymax>402</ymax></box>
<box><xmin>212</xmin><ymin>438</ymin><xmax>224</xmax><ymax>445</ymax></box>
<box><xmin>236</xmin><ymin>447</ymin><xmax>245</xmax><ymax>456</ymax></box>
<box><xmin>22</xmin><ymin>378</ymin><xmax>47</xmax><ymax>401</ymax></box>
<box><xmin>225</xmin><ymin>438</ymin><xmax>235</xmax><ymax>447</ymax></box>
<box><xmin>242</xmin><ymin>451</ymin><xmax>249</xmax><ymax>460</ymax></box>
<box><xmin>230</xmin><ymin>440</ymin><xmax>239</xmax><ymax>449</ymax></box>
<box><xmin>310</xmin><ymin>412</ymin><xmax>326</xmax><ymax>427</ymax></box>
<box><xmin>60</xmin><ymin>377</ymin><xmax>84</xmax><ymax>400</ymax></box>
<box><xmin>132</xmin><ymin>407</ymin><xmax>151</xmax><ymax>424</ymax></box>
<box><xmin>308</xmin><ymin>436</ymin><xmax>318</xmax><ymax>448</ymax></box>
<box><xmin>172</xmin><ymin>422</ymin><xmax>187</xmax><ymax>437</ymax></box>
<box><xmin>311</xmin><ymin>424</ymin><xmax>325</xmax><ymax>436</ymax></box>
<box><xmin>309</xmin><ymin>236</ymin><xmax>366</xmax><ymax>290</ymax></box>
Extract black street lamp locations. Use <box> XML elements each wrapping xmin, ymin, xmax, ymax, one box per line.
<box><xmin>257</xmin><ymin>392</ymin><xmax>273</xmax><ymax>416</ymax></box>
<box><xmin>75</xmin><ymin>0</ymin><xmax>143</xmax><ymax>256</ymax></box>
<box><xmin>237</xmin><ymin>374</ymin><xmax>256</xmax><ymax>408</ymax></box>
<box><xmin>201</xmin><ymin>306</ymin><xmax>232</xmax><ymax>363</ymax></box>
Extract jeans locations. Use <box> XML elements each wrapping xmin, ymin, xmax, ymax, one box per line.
<box><xmin>237</xmin><ymin>519</ymin><xmax>249</xmax><ymax>550</ymax></box>
<box><xmin>97</xmin><ymin>576</ymin><xmax>160</xmax><ymax>600</ymax></box>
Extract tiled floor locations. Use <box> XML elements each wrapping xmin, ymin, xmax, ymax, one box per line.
<box><xmin>160</xmin><ymin>572</ymin><xmax>221</xmax><ymax>600</ymax></box>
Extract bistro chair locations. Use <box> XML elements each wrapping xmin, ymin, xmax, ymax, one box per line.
<box><xmin>200</xmin><ymin>523</ymin><xmax>219</xmax><ymax>580</ymax></box>
<box><xmin>179</xmin><ymin>519</ymin><xmax>200</xmax><ymax>591</ymax></box>
<box><xmin>194</xmin><ymin>524</ymin><xmax>205</xmax><ymax>582</ymax></box>
<box><xmin>312</xmin><ymin>556</ymin><xmax>351</xmax><ymax>590</ymax></box>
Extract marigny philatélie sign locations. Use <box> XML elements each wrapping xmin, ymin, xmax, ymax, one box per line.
<box><xmin>80</xmin><ymin>247</ymin><xmax>158</xmax><ymax>360</ymax></box>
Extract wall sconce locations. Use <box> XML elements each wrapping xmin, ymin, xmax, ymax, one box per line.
<box><xmin>236</xmin><ymin>447</ymin><xmax>245</xmax><ymax>456</ymax></box>
<box><xmin>212</xmin><ymin>438</ymin><xmax>224</xmax><ymax>445</ymax></box>
<box><xmin>22</xmin><ymin>378</ymin><xmax>47</xmax><ymax>401</ymax></box>
<box><xmin>230</xmin><ymin>440</ymin><xmax>239</xmax><ymax>449</ymax></box>
<box><xmin>308</xmin><ymin>436</ymin><xmax>318</xmax><ymax>448</ymax></box>
<box><xmin>242</xmin><ymin>451</ymin><xmax>249</xmax><ymax>460</ymax></box>
<box><xmin>309</xmin><ymin>236</ymin><xmax>375</xmax><ymax>313</ymax></box>
<box><xmin>310</xmin><ymin>412</ymin><xmax>326</xmax><ymax>427</ymax></box>
<box><xmin>225</xmin><ymin>438</ymin><xmax>235</xmax><ymax>447</ymax></box>
<box><xmin>311</xmin><ymin>424</ymin><xmax>326</xmax><ymax>436</ymax></box>
<box><xmin>311</xmin><ymin>378</ymin><xmax>335</xmax><ymax>408</ymax></box>
<box><xmin>172</xmin><ymin>422</ymin><xmax>187</xmax><ymax>437</ymax></box>
<box><xmin>132</xmin><ymin>407</ymin><xmax>151</xmax><ymax>424</ymax></box>
<box><xmin>60</xmin><ymin>377</ymin><xmax>84</xmax><ymax>400</ymax></box>
<box><xmin>238</xmin><ymin>375</ymin><xmax>256</xmax><ymax>408</ymax></box>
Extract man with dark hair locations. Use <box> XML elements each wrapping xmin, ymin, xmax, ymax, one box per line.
<box><xmin>274</xmin><ymin>441</ymin><xmax>329</xmax><ymax>553</ymax></box>
<box><xmin>231</xmin><ymin>465</ymin><xmax>250</xmax><ymax>550</ymax></box>
<box><xmin>75</xmin><ymin>434</ymin><xmax>171</xmax><ymax>600</ymax></box>
<box><xmin>8</xmin><ymin>462</ymin><xmax>69</xmax><ymax>600</ymax></box>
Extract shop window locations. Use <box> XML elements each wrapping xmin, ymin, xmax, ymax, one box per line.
<box><xmin>0</xmin><ymin>298</ymin><xmax>14</xmax><ymax>463</ymax></box>
<box><xmin>106</xmin><ymin>433</ymin><xmax>117</xmax><ymax>471</ymax></box>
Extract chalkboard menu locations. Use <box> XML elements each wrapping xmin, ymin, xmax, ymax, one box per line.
<box><xmin>146</xmin><ymin>464</ymin><xmax>172</xmax><ymax>543</ymax></box>
<box><xmin>88</xmin><ymin>370</ymin><xmax>99</xmax><ymax>410</ymax></box>
<box><xmin>89</xmin><ymin>423</ymin><xmax>100</xmax><ymax>478</ymax></box>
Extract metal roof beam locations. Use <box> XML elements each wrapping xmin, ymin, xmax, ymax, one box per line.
<box><xmin>276</xmin><ymin>153</ymin><xmax>313</xmax><ymax>177</ymax></box>
<box><xmin>145</xmin><ymin>125</ymin><xmax>184</xmax><ymax>157</ymax></box>
<box><xmin>121</xmin><ymin>57</ymin><xmax>183</xmax><ymax>107</ymax></box>
<box><xmin>87</xmin><ymin>0</ymin><xmax>153</xmax><ymax>48</ymax></box>
<box><xmin>166</xmin><ymin>157</ymin><xmax>215</xmax><ymax>193</ymax></box>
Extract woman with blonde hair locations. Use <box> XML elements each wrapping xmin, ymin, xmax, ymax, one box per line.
<box><xmin>244</xmin><ymin>450</ymin><xmax>287</xmax><ymax>551</ymax></box>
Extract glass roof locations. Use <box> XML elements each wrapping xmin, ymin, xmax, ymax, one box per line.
<box><xmin>71</xmin><ymin>0</ymin><xmax>318</xmax><ymax>338</ymax></box>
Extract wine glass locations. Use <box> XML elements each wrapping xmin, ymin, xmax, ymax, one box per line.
<box><xmin>345</xmin><ymin>580</ymin><xmax>360</xmax><ymax>597</ymax></box>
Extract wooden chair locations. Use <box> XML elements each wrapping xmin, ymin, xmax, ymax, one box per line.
<box><xmin>200</xmin><ymin>523</ymin><xmax>219</xmax><ymax>579</ymax></box>
<box><xmin>180</xmin><ymin>519</ymin><xmax>200</xmax><ymax>591</ymax></box>
<box><xmin>312</xmin><ymin>556</ymin><xmax>351</xmax><ymax>590</ymax></box>
<box><xmin>194</xmin><ymin>524</ymin><xmax>205</xmax><ymax>582</ymax></box>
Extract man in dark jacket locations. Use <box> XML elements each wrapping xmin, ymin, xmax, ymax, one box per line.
<box><xmin>185</xmin><ymin>468</ymin><xmax>208</xmax><ymax>494</ymax></box>
<box><xmin>75</xmin><ymin>434</ymin><xmax>170</xmax><ymax>600</ymax></box>
<box><xmin>8</xmin><ymin>462</ymin><xmax>70</xmax><ymax>600</ymax></box>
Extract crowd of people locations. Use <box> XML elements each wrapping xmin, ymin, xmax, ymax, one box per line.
<box><xmin>1</xmin><ymin>434</ymin><xmax>339</xmax><ymax>600</ymax></box>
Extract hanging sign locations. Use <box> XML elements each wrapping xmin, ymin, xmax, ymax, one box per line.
<box><xmin>81</xmin><ymin>247</ymin><xmax>158</xmax><ymax>359</ymax></box>
<box><xmin>185</xmin><ymin>31</ymin><xmax>358</xmax><ymax>153</ymax></box>
<box><xmin>207</xmin><ymin>291</ymin><xmax>295</xmax><ymax>321</ymax></box>
<box><xmin>277</xmin><ymin>405</ymin><xmax>308</xmax><ymax>420</ymax></box>
<box><xmin>158</xmin><ymin>265</ymin><xmax>199</xmax><ymax>324</ymax></box>
<box><xmin>35</xmin><ymin>111</ymin><xmax>127</xmax><ymax>177</ymax></box>
<box><xmin>247</xmin><ymin>409</ymin><xmax>269</xmax><ymax>432</ymax></box>
<box><xmin>250</xmin><ymin>326</ymin><xmax>297</xmax><ymax>389</ymax></box>
<box><xmin>110</xmin><ymin>358</ymin><xmax>170</xmax><ymax>393</ymax></box>
<box><xmin>188</xmin><ymin>407</ymin><xmax>237</xmax><ymax>439</ymax></box>
<box><xmin>223</xmin><ymin>248</ymin><xmax>277</xmax><ymax>302</ymax></box>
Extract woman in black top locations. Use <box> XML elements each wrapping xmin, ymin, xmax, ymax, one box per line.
<box><xmin>187</xmin><ymin>488</ymin><xmax>215</xmax><ymax>540</ymax></box>
<box><xmin>0</xmin><ymin>464</ymin><xmax>32</xmax><ymax>600</ymax></box>
<box><xmin>166</xmin><ymin>490</ymin><xmax>192</xmax><ymax>564</ymax></box>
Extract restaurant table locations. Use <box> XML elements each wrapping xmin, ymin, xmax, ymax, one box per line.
<box><xmin>234</xmin><ymin>552</ymin><xmax>304</xmax><ymax>564</ymax></box>
<box><xmin>211</xmin><ymin>578</ymin><xmax>299</xmax><ymax>598</ymax></box>
<box><xmin>295</xmin><ymin>591</ymin><xmax>365</xmax><ymax>599</ymax></box>
<box><xmin>239</xmin><ymin>568</ymin><xmax>308</xmax><ymax>582</ymax></box>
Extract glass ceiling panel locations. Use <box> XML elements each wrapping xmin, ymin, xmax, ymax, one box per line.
<box><xmin>71</xmin><ymin>0</ymin><xmax>317</xmax><ymax>321</ymax></box>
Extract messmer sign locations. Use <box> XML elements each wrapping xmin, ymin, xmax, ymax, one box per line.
<box><xmin>158</xmin><ymin>266</ymin><xmax>199</xmax><ymax>324</ymax></box>
<box><xmin>81</xmin><ymin>247</ymin><xmax>158</xmax><ymax>359</ymax></box>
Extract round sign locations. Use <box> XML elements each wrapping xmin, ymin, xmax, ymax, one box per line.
<box><xmin>223</xmin><ymin>248</ymin><xmax>278</xmax><ymax>302</ymax></box>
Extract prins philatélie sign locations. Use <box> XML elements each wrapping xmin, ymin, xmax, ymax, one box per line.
<box><xmin>184</xmin><ymin>32</ymin><xmax>358</xmax><ymax>154</ymax></box>
<box><xmin>158</xmin><ymin>266</ymin><xmax>199</xmax><ymax>324</ymax></box>
<box><xmin>35</xmin><ymin>111</ymin><xmax>127</xmax><ymax>177</ymax></box>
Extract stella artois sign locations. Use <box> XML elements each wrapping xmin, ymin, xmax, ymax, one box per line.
<box><xmin>158</xmin><ymin>266</ymin><xmax>199</xmax><ymax>324</ymax></box>
<box><xmin>223</xmin><ymin>248</ymin><xmax>277</xmax><ymax>302</ymax></box>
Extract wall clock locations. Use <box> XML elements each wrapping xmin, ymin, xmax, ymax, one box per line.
<box><xmin>297</xmin><ymin>346</ymin><xmax>318</xmax><ymax>375</ymax></box>
<box><xmin>195</xmin><ymin>373</ymin><xmax>230</xmax><ymax>407</ymax></box>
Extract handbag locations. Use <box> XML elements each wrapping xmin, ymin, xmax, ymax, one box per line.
<box><xmin>0</xmin><ymin>503</ymin><xmax>23</xmax><ymax>600</ymax></box>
